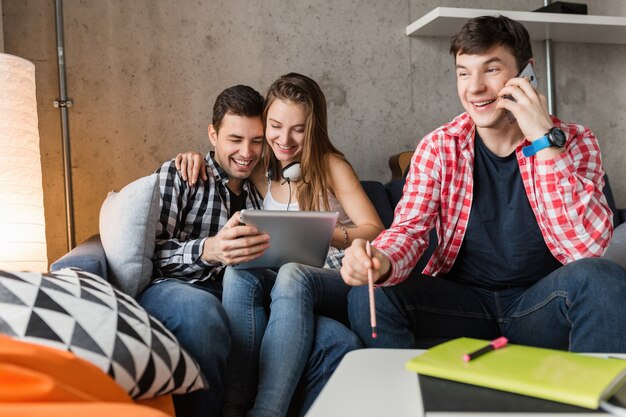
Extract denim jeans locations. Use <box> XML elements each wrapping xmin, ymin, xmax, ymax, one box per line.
<box><xmin>222</xmin><ymin>263</ymin><xmax>360</xmax><ymax>417</ymax></box>
<box><xmin>138</xmin><ymin>278</ymin><xmax>230</xmax><ymax>417</ymax></box>
<box><xmin>348</xmin><ymin>258</ymin><xmax>626</xmax><ymax>352</ymax></box>
<box><xmin>287</xmin><ymin>315</ymin><xmax>362</xmax><ymax>417</ymax></box>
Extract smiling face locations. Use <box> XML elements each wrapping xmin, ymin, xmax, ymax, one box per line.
<box><xmin>208</xmin><ymin>112</ymin><xmax>264</xmax><ymax>192</ymax></box>
<box><xmin>265</xmin><ymin>99</ymin><xmax>307</xmax><ymax>167</ymax></box>
<box><xmin>456</xmin><ymin>44</ymin><xmax>520</xmax><ymax>132</ymax></box>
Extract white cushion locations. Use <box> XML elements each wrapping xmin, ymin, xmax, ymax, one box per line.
<box><xmin>99</xmin><ymin>174</ymin><xmax>159</xmax><ymax>298</ymax></box>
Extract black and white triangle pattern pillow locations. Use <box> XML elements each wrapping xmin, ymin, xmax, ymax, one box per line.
<box><xmin>0</xmin><ymin>268</ymin><xmax>206</xmax><ymax>399</ymax></box>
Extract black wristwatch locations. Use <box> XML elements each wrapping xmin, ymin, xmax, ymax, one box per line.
<box><xmin>546</xmin><ymin>127</ymin><xmax>566</xmax><ymax>148</ymax></box>
<box><xmin>522</xmin><ymin>127</ymin><xmax>566</xmax><ymax>157</ymax></box>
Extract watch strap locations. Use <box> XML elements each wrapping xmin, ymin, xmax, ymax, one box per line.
<box><xmin>522</xmin><ymin>135</ymin><xmax>551</xmax><ymax>157</ymax></box>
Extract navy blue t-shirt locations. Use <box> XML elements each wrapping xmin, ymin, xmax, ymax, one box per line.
<box><xmin>447</xmin><ymin>133</ymin><xmax>561</xmax><ymax>289</ymax></box>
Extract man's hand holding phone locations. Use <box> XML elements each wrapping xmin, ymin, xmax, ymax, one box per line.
<box><xmin>201</xmin><ymin>212</ymin><xmax>270</xmax><ymax>265</ymax></box>
<box><xmin>496</xmin><ymin>63</ymin><xmax>555</xmax><ymax>154</ymax></box>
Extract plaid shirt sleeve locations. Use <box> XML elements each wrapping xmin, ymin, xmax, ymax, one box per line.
<box><xmin>152</xmin><ymin>161</ymin><xmax>218</xmax><ymax>279</ymax></box>
<box><xmin>528</xmin><ymin>120</ymin><xmax>613</xmax><ymax>261</ymax></box>
<box><xmin>374</xmin><ymin>133</ymin><xmax>441</xmax><ymax>286</ymax></box>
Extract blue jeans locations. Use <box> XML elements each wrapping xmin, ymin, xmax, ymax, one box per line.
<box><xmin>138</xmin><ymin>278</ymin><xmax>230</xmax><ymax>417</ymax></box>
<box><xmin>287</xmin><ymin>315</ymin><xmax>362</xmax><ymax>417</ymax></box>
<box><xmin>348</xmin><ymin>258</ymin><xmax>626</xmax><ymax>352</ymax></box>
<box><xmin>222</xmin><ymin>263</ymin><xmax>361</xmax><ymax>417</ymax></box>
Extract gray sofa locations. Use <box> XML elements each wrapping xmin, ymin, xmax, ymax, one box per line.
<box><xmin>51</xmin><ymin>176</ymin><xmax>626</xmax><ymax>351</ymax></box>
<box><xmin>52</xmin><ymin>176</ymin><xmax>626</xmax><ymax>283</ymax></box>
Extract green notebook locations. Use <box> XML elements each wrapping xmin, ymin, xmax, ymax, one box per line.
<box><xmin>406</xmin><ymin>337</ymin><xmax>626</xmax><ymax>410</ymax></box>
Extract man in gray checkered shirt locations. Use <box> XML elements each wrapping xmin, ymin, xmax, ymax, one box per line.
<box><xmin>138</xmin><ymin>85</ymin><xmax>269</xmax><ymax>417</ymax></box>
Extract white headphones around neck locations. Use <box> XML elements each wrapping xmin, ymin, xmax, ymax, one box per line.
<box><xmin>281</xmin><ymin>162</ymin><xmax>301</xmax><ymax>182</ymax></box>
<box><xmin>267</xmin><ymin>161</ymin><xmax>301</xmax><ymax>183</ymax></box>
<box><xmin>266</xmin><ymin>161</ymin><xmax>301</xmax><ymax>210</ymax></box>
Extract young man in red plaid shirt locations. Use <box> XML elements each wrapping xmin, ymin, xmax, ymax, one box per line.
<box><xmin>342</xmin><ymin>15</ymin><xmax>626</xmax><ymax>352</ymax></box>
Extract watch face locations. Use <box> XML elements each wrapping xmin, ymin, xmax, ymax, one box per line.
<box><xmin>548</xmin><ymin>128</ymin><xmax>566</xmax><ymax>148</ymax></box>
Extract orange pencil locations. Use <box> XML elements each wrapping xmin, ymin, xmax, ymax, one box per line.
<box><xmin>366</xmin><ymin>241</ymin><xmax>377</xmax><ymax>338</ymax></box>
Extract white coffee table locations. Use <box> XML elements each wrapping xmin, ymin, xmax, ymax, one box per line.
<box><xmin>305</xmin><ymin>348</ymin><xmax>612</xmax><ymax>417</ymax></box>
<box><xmin>306</xmin><ymin>349</ymin><xmax>422</xmax><ymax>417</ymax></box>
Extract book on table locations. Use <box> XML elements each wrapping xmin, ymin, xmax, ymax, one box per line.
<box><xmin>406</xmin><ymin>337</ymin><xmax>626</xmax><ymax>412</ymax></box>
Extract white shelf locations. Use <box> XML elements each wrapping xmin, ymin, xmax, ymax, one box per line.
<box><xmin>406</xmin><ymin>7</ymin><xmax>626</xmax><ymax>44</ymax></box>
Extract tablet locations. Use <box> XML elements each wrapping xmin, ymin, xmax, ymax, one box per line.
<box><xmin>234</xmin><ymin>209</ymin><xmax>339</xmax><ymax>270</ymax></box>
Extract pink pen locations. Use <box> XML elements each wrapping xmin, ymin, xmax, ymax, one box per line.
<box><xmin>365</xmin><ymin>241</ymin><xmax>377</xmax><ymax>338</ymax></box>
<box><xmin>463</xmin><ymin>337</ymin><xmax>508</xmax><ymax>362</ymax></box>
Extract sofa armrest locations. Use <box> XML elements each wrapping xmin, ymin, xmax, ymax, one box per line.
<box><xmin>50</xmin><ymin>235</ymin><xmax>108</xmax><ymax>279</ymax></box>
<box><xmin>602</xmin><ymin>223</ymin><xmax>626</xmax><ymax>270</ymax></box>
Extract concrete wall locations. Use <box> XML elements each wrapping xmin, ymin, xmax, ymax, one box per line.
<box><xmin>0</xmin><ymin>0</ymin><xmax>4</xmax><ymax>52</ymax></box>
<box><xmin>2</xmin><ymin>0</ymin><xmax>626</xmax><ymax>265</ymax></box>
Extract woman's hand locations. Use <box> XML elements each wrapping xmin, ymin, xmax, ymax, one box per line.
<box><xmin>175</xmin><ymin>151</ymin><xmax>207</xmax><ymax>186</ymax></box>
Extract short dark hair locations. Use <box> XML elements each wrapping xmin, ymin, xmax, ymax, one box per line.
<box><xmin>212</xmin><ymin>85</ymin><xmax>264</xmax><ymax>131</ymax></box>
<box><xmin>450</xmin><ymin>15</ymin><xmax>533</xmax><ymax>70</ymax></box>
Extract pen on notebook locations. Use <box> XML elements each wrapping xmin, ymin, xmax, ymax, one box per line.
<box><xmin>365</xmin><ymin>241</ymin><xmax>377</xmax><ymax>338</ymax></box>
<box><xmin>463</xmin><ymin>336</ymin><xmax>508</xmax><ymax>362</ymax></box>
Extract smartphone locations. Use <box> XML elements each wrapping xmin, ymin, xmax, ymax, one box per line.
<box><xmin>506</xmin><ymin>62</ymin><xmax>538</xmax><ymax>101</ymax></box>
<box><xmin>518</xmin><ymin>62</ymin><xmax>539</xmax><ymax>89</ymax></box>
<box><xmin>505</xmin><ymin>62</ymin><xmax>538</xmax><ymax>122</ymax></box>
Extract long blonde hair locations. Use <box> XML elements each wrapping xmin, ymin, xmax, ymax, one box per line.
<box><xmin>263</xmin><ymin>73</ymin><xmax>347</xmax><ymax>211</ymax></box>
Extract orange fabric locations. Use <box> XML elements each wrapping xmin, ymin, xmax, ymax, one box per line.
<box><xmin>0</xmin><ymin>363</ymin><xmax>106</xmax><ymax>402</ymax></box>
<box><xmin>0</xmin><ymin>335</ymin><xmax>130</xmax><ymax>402</ymax></box>
<box><xmin>136</xmin><ymin>395</ymin><xmax>176</xmax><ymax>416</ymax></box>
<box><xmin>0</xmin><ymin>403</ymin><xmax>170</xmax><ymax>417</ymax></box>
<box><xmin>0</xmin><ymin>335</ymin><xmax>175</xmax><ymax>416</ymax></box>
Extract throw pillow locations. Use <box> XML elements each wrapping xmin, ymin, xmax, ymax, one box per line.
<box><xmin>99</xmin><ymin>173</ymin><xmax>160</xmax><ymax>298</ymax></box>
<box><xmin>0</xmin><ymin>268</ymin><xmax>206</xmax><ymax>399</ymax></box>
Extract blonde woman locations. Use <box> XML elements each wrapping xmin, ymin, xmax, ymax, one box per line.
<box><xmin>177</xmin><ymin>73</ymin><xmax>383</xmax><ymax>417</ymax></box>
